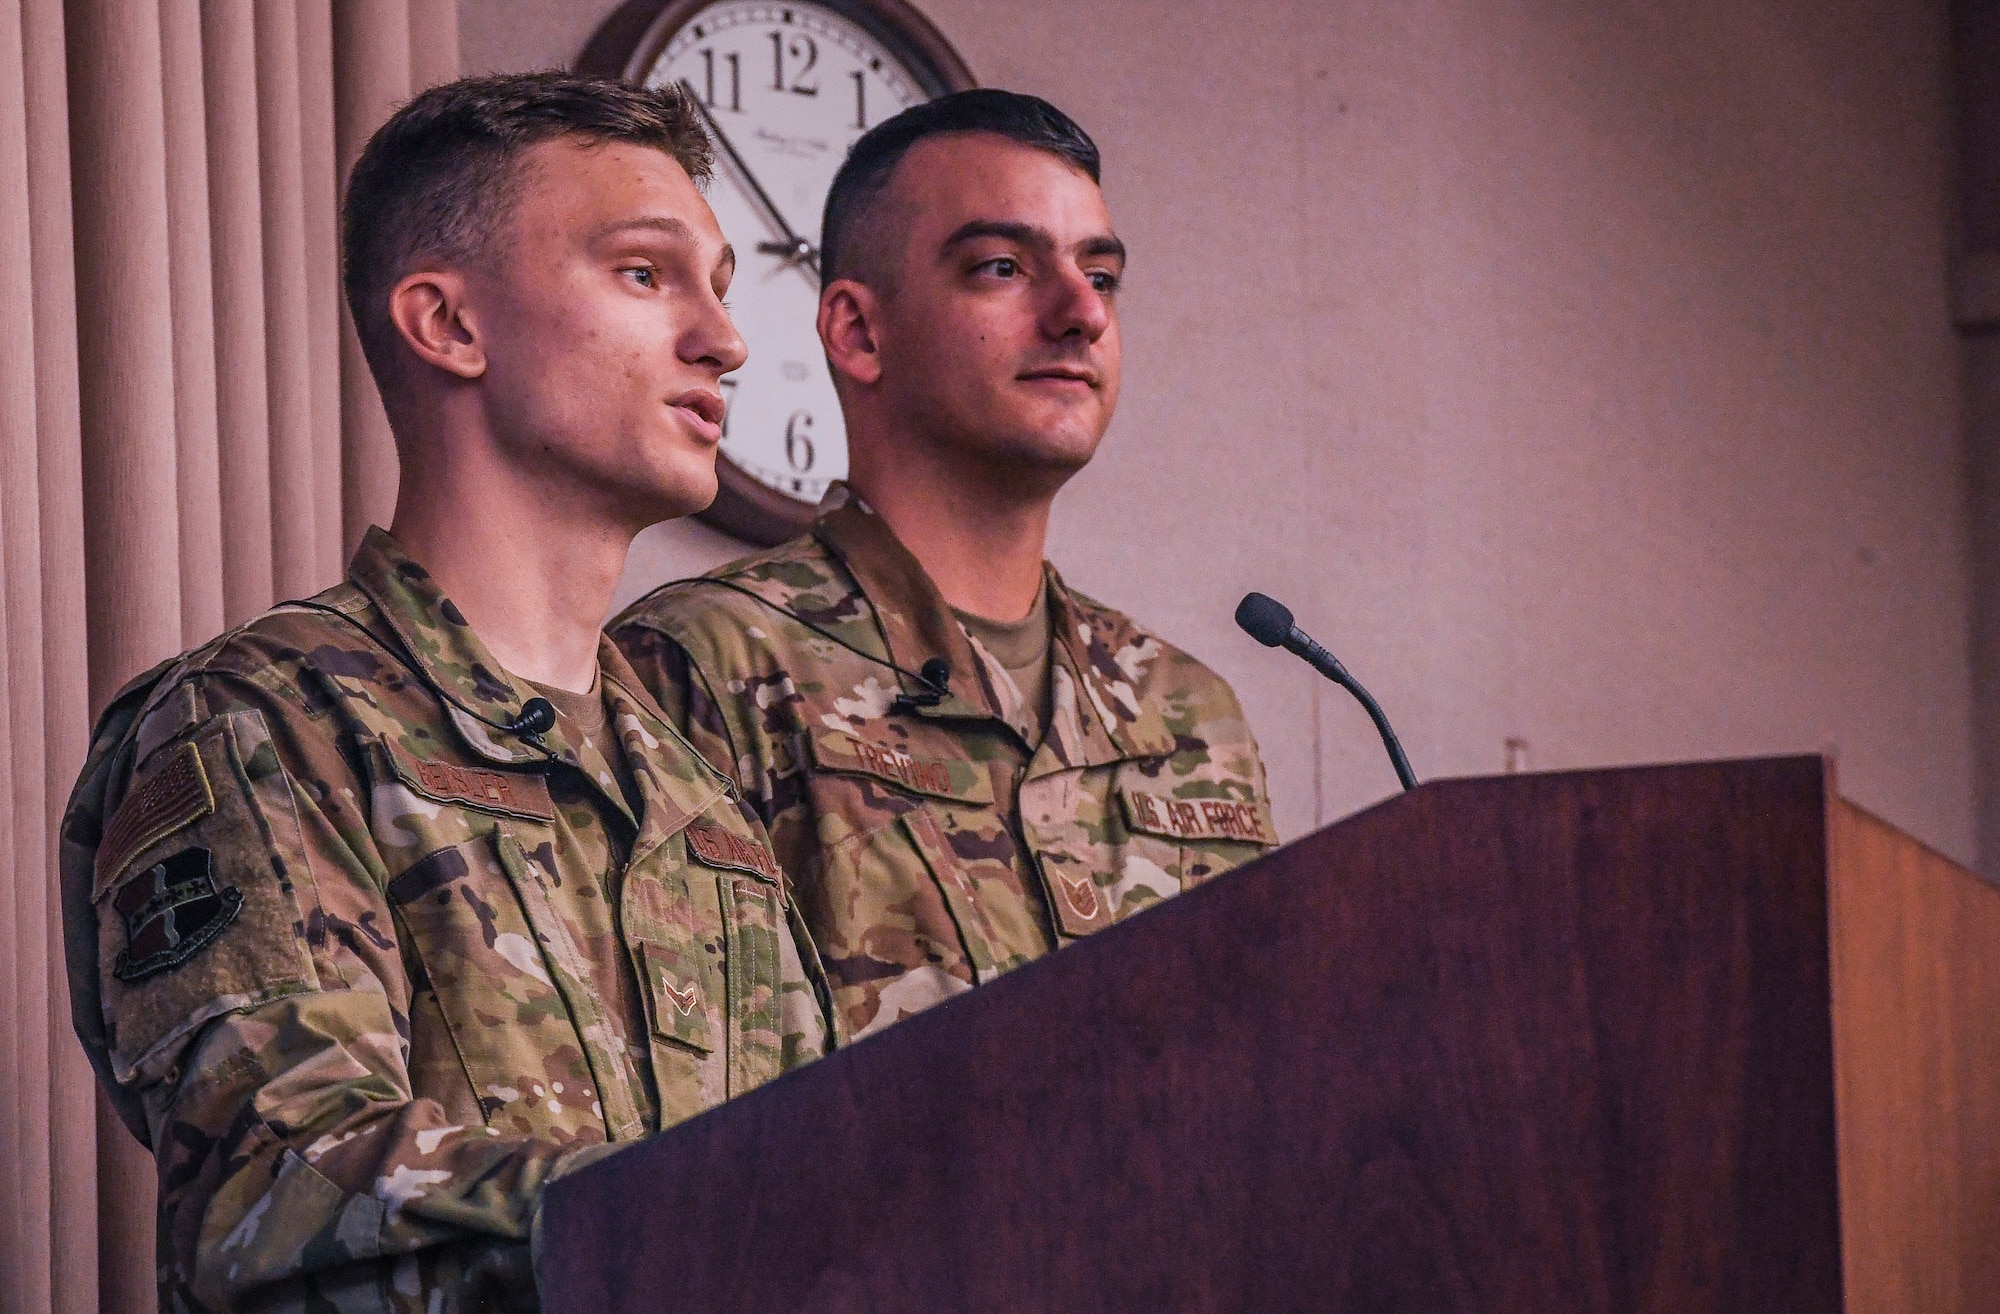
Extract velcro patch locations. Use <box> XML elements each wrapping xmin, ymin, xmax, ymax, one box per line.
<box><xmin>110</xmin><ymin>846</ymin><xmax>242</xmax><ymax>982</ymax></box>
<box><xmin>1048</xmin><ymin>867</ymin><xmax>1114</xmax><ymax>938</ymax></box>
<box><xmin>95</xmin><ymin>741</ymin><xmax>216</xmax><ymax>895</ymax></box>
<box><xmin>807</xmin><ymin>729</ymin><xmax>993</xmax><ymax>804</ymax></box>
<box><xmin>640</xmin><ymin>940</ymin><xmax>712</xmax><ymax>1054</ymax></box>
<box><xmin>684</xmin><ymin>822</ymin><xmax>780</xmax><ymax>884</ymax></box>
<box><xmin>1120</xmin><ymin>789</ymin><xmax>1278</xmax><ymax>845</ymax></box>
<box><xmin>385</xmin><ymin>740</ymin><xmax>553</xmax><ymax>821</ymax></box>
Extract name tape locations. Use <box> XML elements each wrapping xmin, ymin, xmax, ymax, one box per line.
<box><xmin>684</xmin><ymin>822</ymin><xmax>781</xmax><ymax>883</ymax></box>
<box><xmin>1121</xmin><ymin>789</ymin><xmax>1277</xmax><ymax>845</ymax></box>
<box><xmin>387</xmin><ymin>741</ymin><xmax>554</xmax><ymax>821</ymax></box>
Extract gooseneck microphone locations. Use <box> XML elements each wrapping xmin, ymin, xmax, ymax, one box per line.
<box><xmin>1235</xmin><ymin>592</ymin><xmax>1419</xmax><ymax>793</ymax></box>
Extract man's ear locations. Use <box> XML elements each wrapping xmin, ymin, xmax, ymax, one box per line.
<box><xmin>388</xmin><ymin>269</ymin><xmax>486</xmax><ymax>381</ymax></box>
<box><xmin>818</xmin><ymin>279</ymin><xmax>884</xmax><ymax>387</ymax></box>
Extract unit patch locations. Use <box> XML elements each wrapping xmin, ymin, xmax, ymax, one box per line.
<box><xmin>385</xmin><ymin>740</ymin><xmax>553</xmax><ymax>821</ymax></box>
<box><xmin>110</xmin><ymin>846</ymin><xmax>242</xmax><ymax>982</ymax></box>
<box><xmin>1120</xmin><ymin>788</ymin><xmax>1279</xmax><ymax>845</ymax></box>
<box><xmin>684</xmin><ymin>823</ymin><xmax>781</xmax><ymax>883</ymax></box>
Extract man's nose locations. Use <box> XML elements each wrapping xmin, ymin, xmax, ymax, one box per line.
<box><xmin>685</xmin><ymin>284</ymin><xmax>750</xmax><ymax>373</ymax></box>
<box><xmin>1041</xmin><ymin>264</ymin><xmax>1111</xmax><ymax>341</ymax></box>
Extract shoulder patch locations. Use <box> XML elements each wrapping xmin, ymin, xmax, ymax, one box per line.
<box><xmin>1120</xmin><ymin>788</ymin><xmax>1278</xmax><ymax>846</ymax></box>
<box><xmin>95</xmin><ymin>741</ymin><xmax>215</xmax><ymax>894</ymax></box>
<box><xmin>684</xmin><ymin>822</ymin><xmax>781</xmax><ymax>884</ymax></box>
<box><xmin>384</xmin><ymin>739</ymin><xmax>554</xmax><ymax>821</ymax></box>
<box><xmin>110</xmin><ymin>846</ymin><xmax>242</xmax><ymax>982</ymax></box>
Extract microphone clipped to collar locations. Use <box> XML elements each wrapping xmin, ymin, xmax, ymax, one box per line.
<box><xmin>502</xmin><ymin>696</ymin><xmax>557</xmax><ymax>741</ymax></box>
<box><xmin>889</xmin><ymin>657</ymin><xmax>954</xmax><ymax>715</ymax></box>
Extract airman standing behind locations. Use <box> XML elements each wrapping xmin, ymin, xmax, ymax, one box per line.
<box><xmin>611</xmin><ymin>91</ymin><xmax>1276</xmax><ymax>1045</ymax></box>
<box><xmin>62</xmin><ymin>73</ymin><xmax>829</xmax><ymax>1313</ymax></box>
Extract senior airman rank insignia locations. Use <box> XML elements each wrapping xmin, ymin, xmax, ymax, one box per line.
<box><xmin>111</xmin><ymin>846</ymin><xmax>242</xmax><ymax>982</ymax></box>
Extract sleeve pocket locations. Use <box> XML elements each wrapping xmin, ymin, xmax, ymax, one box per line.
<box><xmin>92</xmin><ymin>716</ymin><xmax>318</xmax><ymax>1093</ymax></box>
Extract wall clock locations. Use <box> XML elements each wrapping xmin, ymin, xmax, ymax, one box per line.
<box><xmin>582</xmin><ymin>0</ymin><xmax>976</xmax><ymax>546</ymax></box>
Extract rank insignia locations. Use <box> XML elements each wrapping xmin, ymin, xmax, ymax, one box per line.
<box><xmin>111</xmin><ymin>846</ymin><xmax>242</xmax><ymax>982</ymax></box>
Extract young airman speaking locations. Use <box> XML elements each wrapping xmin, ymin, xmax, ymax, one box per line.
<box><xmin>62</xmin><ymin>73</ymin><xmax>830</xmax><ymax>1313</ymax></box>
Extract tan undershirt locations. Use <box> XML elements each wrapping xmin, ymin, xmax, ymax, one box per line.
<box><xmin>952</xmin><ymin>578</ymin><xmax>1053</xmax><ymax>743</ymax></box>
<box><xmin>527</xmin><ymin>675</ymin><xmax>643</xmax><ymax>819</ymax></box>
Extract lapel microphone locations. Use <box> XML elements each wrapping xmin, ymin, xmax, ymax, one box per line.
<box><xmin>889</xmin><ymin>657</ymin><xmax>954</xmax><ymax>715</ymax></box>
<box><xmin>503</xmin><ymin>697</ymin><xmax>557</xmax><ymax>740</ymax></box>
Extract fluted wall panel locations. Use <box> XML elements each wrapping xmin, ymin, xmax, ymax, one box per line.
<box><xmin>0</xmin><ymin>2</ymin><xmax>456</xmax><ymax>1307</ymax></box>
<box><xmin>201</xmin><ymin>1</ymin><xmax>275</xmax><ymax>627</ymax></box>
<box><xmin>24</xmin><ymin>0</ymin><xmax>97</xmax><ymax>1309</ymax></box>
<box><xmin>161</xmin><ymin>0</ymin><xmax>225</xmax><ymax>645</ymax></box>
<box><xmin>333</xmin><ymin>0</ymin><xmax>410</xmax><ymax>552</ymax></box>
<box><xmin>0</xmin><ymin>8</ymin><xmax>46</xmax><ymax>1308</ymax></box>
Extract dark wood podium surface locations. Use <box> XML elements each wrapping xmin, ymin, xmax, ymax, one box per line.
<box><xmin>539</xmin><ymin>756</ymin><xmax>2000</xmax><ymax>1313</ymax></box>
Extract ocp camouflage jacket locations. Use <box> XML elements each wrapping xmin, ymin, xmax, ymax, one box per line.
<box><xmin>60</xmin><ymin>528</ymin><xmax>830</xmax><ymax>1313</ymax></box>
<box><xmin>610</xmin><ymin>487</ymin><xmax>1277</xmax><ymax>1044</ymax></box>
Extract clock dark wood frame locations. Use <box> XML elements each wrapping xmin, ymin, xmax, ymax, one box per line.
<box><xmin>580</xmin><ymin>0</ymin><xmax>977</xmax><ymax>547</ymax></box>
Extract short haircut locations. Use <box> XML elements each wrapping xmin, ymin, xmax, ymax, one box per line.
<box><xmin>342</xmin><ymin>70</ymin><xmax>713</xmax><ymax>403</ymax></box>
<box><xmin>819</xmin><ymin>88</ymin><xmax>1100</xmax><ymax>287</ymax></box>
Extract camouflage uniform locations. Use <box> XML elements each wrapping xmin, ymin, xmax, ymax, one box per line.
<box><xmin>610</xmin><ymin>486</ymin><xmax>1276</xmax><ymax>1043</ymax></box>
<box><xmin>61</xmin><ymin>528</ymin><xmax>830</xmax><ymax>1313</ymax></box>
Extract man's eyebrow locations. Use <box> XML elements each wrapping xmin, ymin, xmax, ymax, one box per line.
<box><xmin>940</xmin><ymin>219</ymin><xmax>1126</xmax><ymax>266</ymax></box>
<box><xmin>587</xmin><ymin>214</ymin><xmax>696</xmax><ymax>244</ymax></box>
<box><xmin>1081</xmin><ymin>234</ymin><xmax>1127</xmax><ymax>264</ymax></box>
<box><xmin>941</xmin><ymin>219</ymin><xmax>1050</xmax><ymax>254</ymax></box>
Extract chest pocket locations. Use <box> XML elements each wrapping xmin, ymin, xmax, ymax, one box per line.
<box><xmin>386</xmin><ymin>830</ymin><xmax>608</xmax><ymax>1141</ymax></box>
<box><xmin>802</xmin><ymin>727</ymin><xmax>1043</xmax><ymax>1034</ymax></box>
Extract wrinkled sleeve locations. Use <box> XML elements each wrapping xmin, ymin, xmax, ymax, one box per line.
<box><xmin>88</xmin><ymin>672</ymin><xmax>600</xmax><ymax>1309</ymax></box>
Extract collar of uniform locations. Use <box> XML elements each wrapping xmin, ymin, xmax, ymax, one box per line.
<box><xmin>811</xmin><ymin>486</ymin><xmax>1175</xmax><ymax>762</ymax></box>
<box><xmin>346</xmin><ymin>526</ymin><xmax>570</xmax><ymax>768</ymax></box>
<box><xmin>598</xmin><ymin>634</ymin><xmax>727</xmax><ymax>865</ymax></box>
<box><xmin>1041</xmin><ymin>564</ymin><xmax>1177</xmax><ymax>763</ymax></box>
<box><xmin>810</xmin><ymin>488</ymin><xmax>995</xmax><ymax>722</ymax></box>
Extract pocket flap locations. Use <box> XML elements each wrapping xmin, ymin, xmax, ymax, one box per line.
<box><xmin>806</xmin><ymin>728</ymin><xmax>993</xmax><ymax>805</ymax></box>
<box><xmin>1120</xmin><ymin>788</ymin><xmax>1278</xmax><ymax>845</ymax></box>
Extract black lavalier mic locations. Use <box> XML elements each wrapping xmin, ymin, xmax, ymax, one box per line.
<box><xmin>1235</xmin><ymin>592</ymin><xmax>1418</xmax><ymax>793</ymax></box>
<box><xmin>502</xmin><ymin>697</ymin><xmax>557</xmax><ymax>741</ymax></box>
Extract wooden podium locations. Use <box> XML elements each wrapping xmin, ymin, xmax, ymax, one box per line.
<box><xmin>539</xmin><ymin>757</ymin><xmax>2000</xmax><ymax>1312</ymax></box>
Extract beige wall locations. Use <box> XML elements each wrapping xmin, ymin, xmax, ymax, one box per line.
<box><xmin>464</xmin><ymin>0</ymin><xmax>1976</xmax><ymax>864</ymax></box>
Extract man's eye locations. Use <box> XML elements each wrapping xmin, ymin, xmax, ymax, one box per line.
<box><xmin>978</xmin><ymin>256</ymin><xmax>1020</xmax><ymax>279</ymax></box>
<box><xmin>1088</xmin><ymin>270</ymin><xmax>1121</xmax><ymax>294</ymax></box>
<box><xmin>622</xmin><ymin>266</ymin><xmax>655</xmax><ymax>288</ymax></box>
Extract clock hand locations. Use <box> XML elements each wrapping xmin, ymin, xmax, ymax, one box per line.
<box><xmin>680</xmin><ymin>81</ymin><xmax>821</xmax><ymax>281</ymax></box>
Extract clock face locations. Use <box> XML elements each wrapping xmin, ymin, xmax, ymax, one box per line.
<box><xmin>638</xmin><ymin>1</ymin><xmax>942</xmax><ymax>525</ymax></box>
